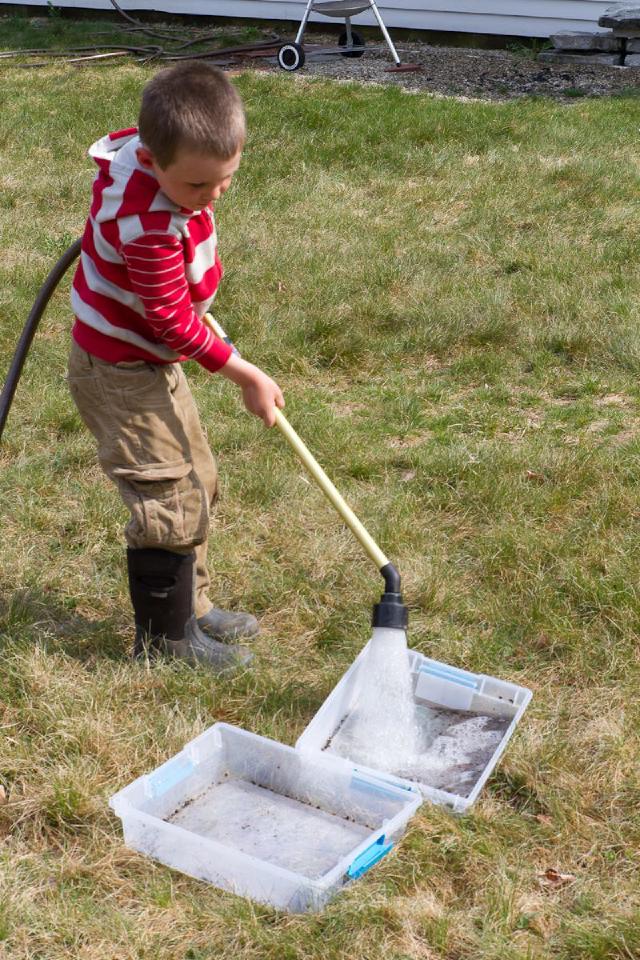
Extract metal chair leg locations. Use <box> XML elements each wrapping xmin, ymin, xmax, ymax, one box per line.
<box><xmin>295</xmin><ymin>0</ymin><xmax>315</xmax><ymax>45</ymax></box>
<box><xmin>369</xmin><ymin>0</ymin><xmax>401</xmax><ymax>64</ymax></box>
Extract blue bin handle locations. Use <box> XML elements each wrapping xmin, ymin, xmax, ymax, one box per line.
<box><xmin>347</xmin><ymin>835</ymin><xmax>393</xmax><ymax>880</ymax></box>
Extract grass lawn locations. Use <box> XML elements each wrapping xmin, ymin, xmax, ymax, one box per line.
<box><xmin>1</xmin><ymin>13</ymin><xmax>639</xmax><ymax>960</ymax></box>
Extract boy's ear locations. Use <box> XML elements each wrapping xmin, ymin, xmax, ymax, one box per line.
<box><xmin>136</xmin><ymin>146</ymin><xmax>155</xmax><ymax>169</ymax></box>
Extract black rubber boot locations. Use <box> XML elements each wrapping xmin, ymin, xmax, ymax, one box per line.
<box><xmin>127</xmin><ymin>548</ymin><xmax>252</xmax><ymax>671</ymax></box>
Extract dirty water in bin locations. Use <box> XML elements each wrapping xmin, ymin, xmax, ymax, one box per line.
<box><xmin>168</xmin><ymin>778</ymin><xmax>371</xmax><ymax>878</ymax></box>
<box><xmin>328</xmin><ymin>702</ymin><xmax>511</xmax><ymax>797</ymax></box>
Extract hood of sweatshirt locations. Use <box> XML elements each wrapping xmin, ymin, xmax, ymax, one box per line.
<box><xmin>87</xmin><ymin>127</ymin><xmax>186</xmax><ymax>226</ymax></box>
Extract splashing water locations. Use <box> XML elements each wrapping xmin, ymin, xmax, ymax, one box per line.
<box><xmin>331</xmin><ymin>627</ymin><xmax>421</xmax><ymax>772</ymax></box>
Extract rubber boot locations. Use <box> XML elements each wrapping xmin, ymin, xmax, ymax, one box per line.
<box><xmin>127</xmin><ymin>548</ymin><xmax>252</xmax><ymax>671</ymax></box>
<box><xmin>197</xmin><ymin>607</ymin><xmax>259</xmax><ymax>642</ymax></box>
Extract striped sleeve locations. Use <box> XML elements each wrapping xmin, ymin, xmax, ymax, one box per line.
<box><xmin>121</xmin><ymin>232</ymin><xmax>232</xmax><ymax>372</ymax></box>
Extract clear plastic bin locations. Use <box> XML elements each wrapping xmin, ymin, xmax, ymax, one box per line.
<box><xmin>109</xmin><ymin>723</ymin><xmax>422</xmax><ymax>912</ymax></box>
<box><xmin>296</xmin><ymin>635</ymin><xmax>532</xmax><ymax>813</ymax></box>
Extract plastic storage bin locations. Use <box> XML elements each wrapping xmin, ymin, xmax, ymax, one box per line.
<box><xmin>109</xmin><ymin>723</ymin><xmax>422</xmax><ymax>913</ymax></box>
<box><xmin>296</xmin><ymin>636</ymin><xmax>532</xmax><ymax>813</ymax></box>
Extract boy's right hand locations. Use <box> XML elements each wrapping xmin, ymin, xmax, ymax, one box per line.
<box><xmin>219</xmin><ymin>354</ymin><xmax>284</xmax><ymax>428</ymax></box>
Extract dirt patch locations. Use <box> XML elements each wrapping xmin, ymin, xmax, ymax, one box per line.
<box><xmin>253</xmin><ymin>34</ymin><xmax>640</xmax><ymax>101</ymax></box>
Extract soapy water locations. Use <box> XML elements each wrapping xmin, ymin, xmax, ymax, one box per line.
<box><xmin>328</xmin><ymin>631</ymin><xmax>510</xmax><ymax>797</ymax></box>
<box><xmin>402</xmin><ymin>705</ymin><xmax>509</xmax><ymax>795</ymax></box>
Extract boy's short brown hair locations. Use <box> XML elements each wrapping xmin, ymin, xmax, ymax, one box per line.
<box><xmin>138</xmin><ymin>61</ymin><xmax>246</xmax><ymax>169</ymax></box>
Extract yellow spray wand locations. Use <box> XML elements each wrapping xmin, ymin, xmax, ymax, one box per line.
<box><xmin>204</xmin><ymin>313</ymin><xmax>407</xmax><ymax>628</ymax></box>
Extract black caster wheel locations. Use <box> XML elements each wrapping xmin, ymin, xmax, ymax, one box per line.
<box><xmin>277</xmin><ymin>43</ymin><xmax>306</xmax><ymax>71</ymax></box>
<box><xmin>338</xmin><ymin>29</ymin><xmax>365</xmax><ymax>58</ymax></box>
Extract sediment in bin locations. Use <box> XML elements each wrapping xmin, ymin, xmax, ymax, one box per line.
<box><xmin>166</xmin><ymin>730</ymin><xmax>411</xmax><ymax>875</ymax></box>
<box><xmin>168</xmin><ymin>778</ymin><xmax>372</xmax><ymax>878</ymax></box>
<box><xmin>330</xmin><ymin>697</ymin><xmax>511</xmax><ymax>796</ymax></box>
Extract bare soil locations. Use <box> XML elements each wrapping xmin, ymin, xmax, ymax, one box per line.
<box><xmin>258</xmin><ymin>34</ymin><xmax>640</xmax><ymax>101</ymax></box>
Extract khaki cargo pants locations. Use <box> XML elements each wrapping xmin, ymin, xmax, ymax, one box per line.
<box><xmin>67</xmin><ymin>340</ymin><xmax>216</xmax><ymax>618</ymax></box>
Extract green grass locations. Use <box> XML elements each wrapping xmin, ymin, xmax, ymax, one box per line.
<box><xmin>1</xmin><ymin>15</ymin><xmax>640</xmax><ymax>960</ymax></box>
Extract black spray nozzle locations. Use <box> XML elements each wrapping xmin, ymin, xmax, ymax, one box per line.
<box><xmin>381</xmin><ymin>562</ymin><xmax>401</xmax><ymax>594</ymax></box>
<box><xmin>372</xmin><ymin>562</ymin><xmax>409</xmax><ymax>629</ymax></box>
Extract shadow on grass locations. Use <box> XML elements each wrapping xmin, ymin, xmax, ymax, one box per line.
<box><xmin>0</xmin><ymin>585</ymin><xmax>128</xmax><ymax>662</ymax></box>
<box><xmin>0</xmin><ymin>587</ymin><xmax>336</xmax><ymax>719</ymax></box>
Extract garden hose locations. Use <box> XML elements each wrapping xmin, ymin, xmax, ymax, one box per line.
<box><xmin>0</xmin><ymin>237</ymin><xmax>81</xmax><ymax>444</ymax></box>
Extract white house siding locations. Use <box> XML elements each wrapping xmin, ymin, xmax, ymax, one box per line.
<box><xmin>0</xmin><ymin>0</ymin><xmax>614</xmax><ymax>38</ymax></box>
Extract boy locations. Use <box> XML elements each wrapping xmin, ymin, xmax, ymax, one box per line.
<box><xmin>67</xmin><ymin>61</ymin><xmax>284</xmax><ymax>671</ymax></box>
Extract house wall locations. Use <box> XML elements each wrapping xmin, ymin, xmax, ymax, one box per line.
<box><xmin>0</xmin><ymin>0</ymin><xmax>612</xmax><ymax>39</ymax></box>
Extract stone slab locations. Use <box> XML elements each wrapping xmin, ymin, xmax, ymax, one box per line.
<box><xmin>623</xmin><ymin>52</ymin><xmax>640</xmax><ymax>63</ymax></box>
<box><xmin>599</xmin><ymin>5</ymin><xmax>640</xmax><ymax>30</ymax></box>
<box><xmin>538</xmin><ymin>50</ymin><xmax>622</xmax><ymax>65</ymax></box>
<box><xmin>551</xmin><ymin>30</ymin><xmax>621</xmax><ymax>51</ymax></box>
<box><xmin>627</xmin><ymin>36</ymin><xmax>640</xmax><ymax>49</ymax></box>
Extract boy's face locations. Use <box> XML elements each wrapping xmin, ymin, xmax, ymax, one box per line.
<box><xmin>136</xmin><ymin>144</ymin><xmax>242</xmax><ymax>211</ymax></box>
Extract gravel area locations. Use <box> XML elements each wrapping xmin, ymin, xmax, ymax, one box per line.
<box><xmin>12</xmin><ymin>15</ymin><xmax>640</xmax><ymax>101</ymax></box>
<box><xmin>256</xmin><ymin>34</ymin><xmax>640</xmax><ymax>100</ymax></box>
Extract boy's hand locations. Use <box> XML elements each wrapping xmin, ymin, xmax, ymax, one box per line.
<box><xmin>240</xmin><ymin>366</ymin><xmax>285</xmax><ymax>427</ymax></box>
<box><xmin>219</xmin><ymin>354</ymin><xmax>284</xmax><ymax>427</ymax></box>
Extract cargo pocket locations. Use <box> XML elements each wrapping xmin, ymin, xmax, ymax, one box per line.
<box><xmin>113</xmin><ymin>458</ymin><xmax>210</xmax><ymax>550</ymax></box>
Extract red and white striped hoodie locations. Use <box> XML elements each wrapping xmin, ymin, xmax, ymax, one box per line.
<box><xmin>71</xmin><ymin>127</ymin><xmax>233</xmax><ymax>372</ymax></box>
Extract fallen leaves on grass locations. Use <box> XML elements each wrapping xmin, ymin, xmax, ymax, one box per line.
<box><xmin>535</xmin><ymin>814</ymin><xmax>553</xmax><ymax>825</ymax></box>
<box><xmin>526</xmin><ymin>469</ymin><xmax>546</xmax><ymax>483</ymax></box>
<box><xmin>538</xmin><ymin>868</ymin><xmax>577</xmax><ymax>888</ymax></box>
